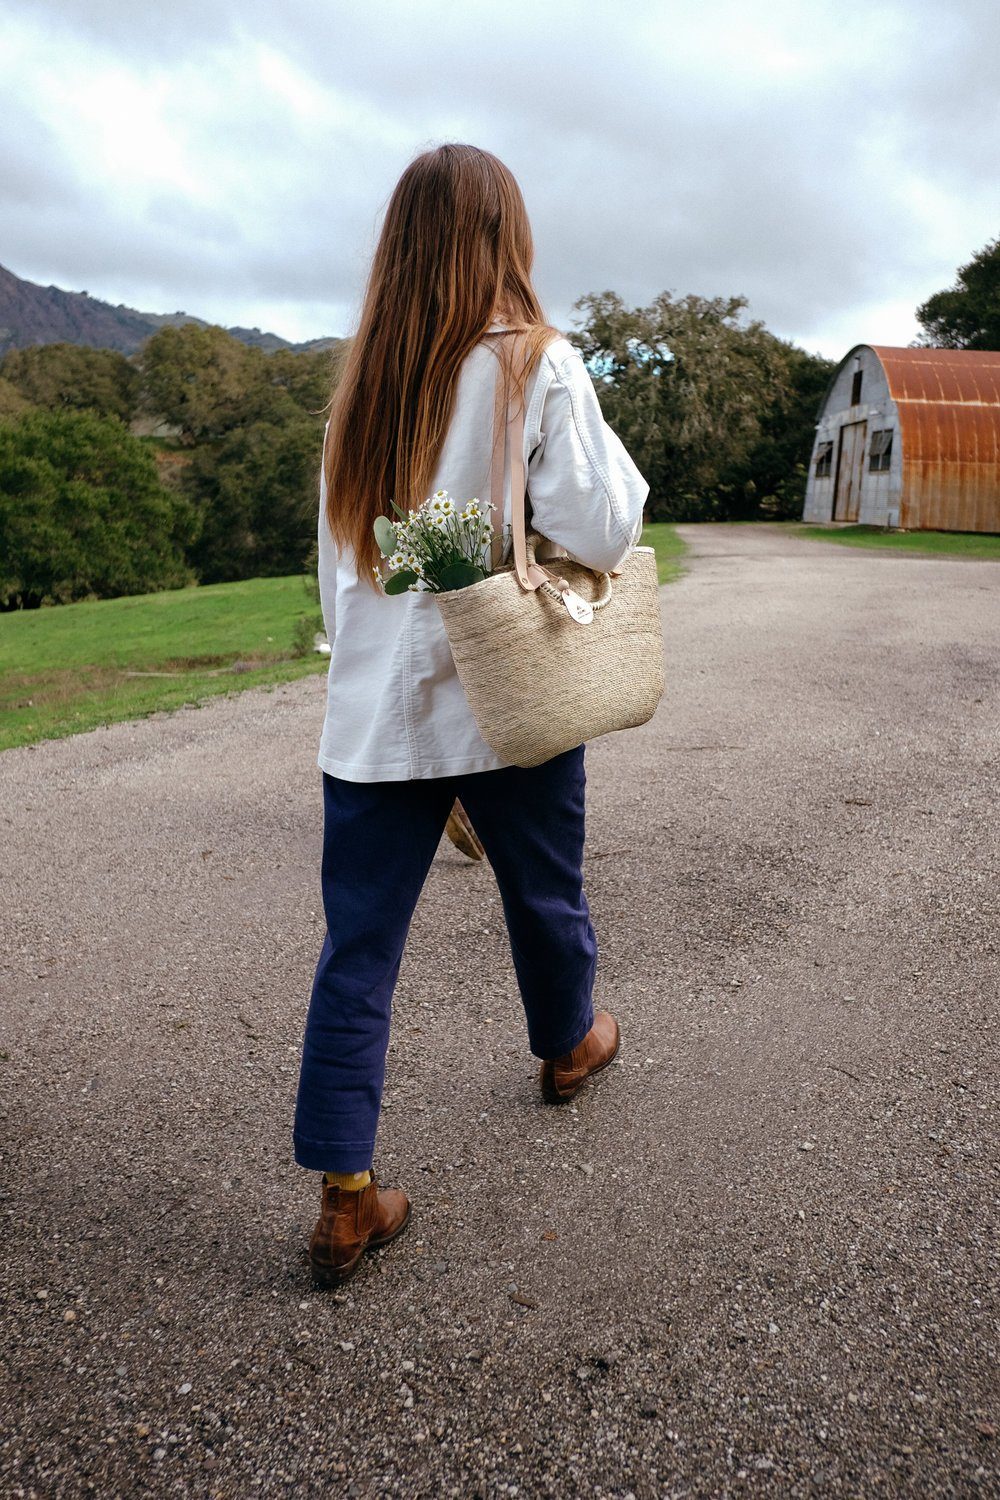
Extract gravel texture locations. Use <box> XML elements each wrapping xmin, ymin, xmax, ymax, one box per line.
<box><xmin>1</xmin><ymin>522</ymin><xmax>998</xmax><ymax>1498</ymax></box>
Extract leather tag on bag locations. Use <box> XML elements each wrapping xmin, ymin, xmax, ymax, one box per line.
<box><xmin>561</xmin><ymin>589</ymin><xmax>594</xmax><ymax>624</ymax></box>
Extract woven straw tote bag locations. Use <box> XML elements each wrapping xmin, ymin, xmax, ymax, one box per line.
<box><xmin>436</xmin><ymin>337</ymin><xmax>665</xmax><ymax>768</ymax></box>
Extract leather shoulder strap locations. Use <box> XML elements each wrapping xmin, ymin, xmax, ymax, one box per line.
<box><xmin>488</xmin><ymin>333</ymin><xmax>546</xmax><ymax>590</ymax></box>
<box><xmin>488</xmin><ymin>349</ymin><xmax>508</xmax><ymax>571</ymax></box>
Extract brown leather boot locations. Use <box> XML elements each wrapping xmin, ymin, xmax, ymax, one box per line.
<box><xmin>540</xmin><ymin>1011</ymin><xmax>620</xmax><ymax>1103</ymax></box>
<box><xmin>308</xmin><ymin>1174</ymin><xmax>411</xmax><ymax>1287</ymax></box>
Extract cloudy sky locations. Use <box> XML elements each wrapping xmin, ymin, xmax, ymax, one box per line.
<box><xmin>2</xmin><ymin>0</ymin><xmax>998</xmax><ymax>357</ymax></box>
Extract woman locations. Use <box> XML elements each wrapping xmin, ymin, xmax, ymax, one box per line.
<box><xmin>294</xmin><ymin>144</ymin><xmax>649</xmax><ymax>1286</ymax></box>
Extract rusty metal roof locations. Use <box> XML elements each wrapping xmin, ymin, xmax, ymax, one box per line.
<box><xmin>871</xmin><ymin>345</ymin><xmax>1000</xmax><ymax>407</ymax></box>
<box><xmin>869</xmin><ymin>346</ymin><xmax>1000</xmax><ymax>531</ymax></box>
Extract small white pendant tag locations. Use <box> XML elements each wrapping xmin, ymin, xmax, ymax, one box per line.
<box><xmin>561</xmin><ymin>588</ymin><xmax>594</xmax><ymax>624</ymax></box>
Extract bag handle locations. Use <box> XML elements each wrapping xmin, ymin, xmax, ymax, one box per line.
<box><xmin>488</xmin><ymin>334</ymin><xmax>552</xmax><ymax>591</ymax></box>
<box><xmin>488</xmin><ymin>352</ymin><xmax>508</xmax><ymax>573</ymax></box>
<box><xmin>488</xmin><ymin>335</ymin><xmax>615</xmax><ymax>609</ymax></box>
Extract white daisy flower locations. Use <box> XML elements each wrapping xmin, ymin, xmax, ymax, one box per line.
<box><xmin>388</xmin><ymin>551</ymin><xmax>406</xmax><ymax>570</ymax></box>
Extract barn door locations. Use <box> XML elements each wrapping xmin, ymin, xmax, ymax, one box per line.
<box><xmin>833</xmin><ymin>421</ymin><xmax>867</xmax><ymax>522</ymax></box>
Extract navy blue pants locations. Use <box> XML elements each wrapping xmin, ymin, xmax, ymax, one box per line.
<box><xmin>293</xmin><ymin>746</ymin><xmax>597</xmax><ymax>1172</ymax></box>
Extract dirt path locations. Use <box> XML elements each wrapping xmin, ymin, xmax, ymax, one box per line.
<box><xmin>2</xmin><ymin>523</ymin><xmax>998</xmax><ymax>1497</ymax></box>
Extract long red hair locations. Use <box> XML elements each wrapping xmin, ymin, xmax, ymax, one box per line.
<box><xmin>324</xmin><ymin>144</ymin><xmax>557</xmax><ymax>583</ymax></box>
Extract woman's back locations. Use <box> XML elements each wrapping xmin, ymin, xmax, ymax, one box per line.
<box><xmin>316</xmin><ymin>326</ymin><xmax>648</xmax><ymax>782</ymax></box>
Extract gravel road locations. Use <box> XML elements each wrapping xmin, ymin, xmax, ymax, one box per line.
<box><xmin>2</xmin><ymin>522</ymin><xmax>998</xmax><ymax>1498</ymax></box>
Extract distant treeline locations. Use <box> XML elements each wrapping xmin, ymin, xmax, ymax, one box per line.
<box><xmin>573</xmin><ymin>291</ymin><xmax>834</xmax><ymax>523</ymax></box>
<box><xmin>0</xmin><ymin>327</ymin><xmax>335</xmax><ymax>608</ymax></box>
<box><xmin>0</xmin><ymin>306</ymin><xmax>831</xmax><ymax>608</ymax></box>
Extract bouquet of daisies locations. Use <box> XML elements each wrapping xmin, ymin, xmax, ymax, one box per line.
<box><xmin>373</xmin><ymin>491</ymin><xmax>503</xmax><ymax>595</ymax></box>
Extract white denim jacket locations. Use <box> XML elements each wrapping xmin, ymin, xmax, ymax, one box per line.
<box><xmin>316</xmin><ymin>328</ymin><xmax>650</xmax><ymax>781</ymax></box>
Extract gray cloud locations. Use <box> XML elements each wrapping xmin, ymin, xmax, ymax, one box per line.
<box><xmin>1</xmin><ymin>0</ymin><xmax>997</xmax><ymax>356</ymax></box>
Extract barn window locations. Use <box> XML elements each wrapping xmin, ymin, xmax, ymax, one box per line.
<box><xmin>869</xmin><ymin>429</ymin><xmax>893</xmax><ymax>472</ymax></box>
<box><xmin>851</xmin><ymin>369</ymin><xmax>863</xmax><ymax>405</ymax></box>
<box><xmin>814</xmin><ymin>441</ymin><xmax>833</xmax><ymax>478</ymax></box>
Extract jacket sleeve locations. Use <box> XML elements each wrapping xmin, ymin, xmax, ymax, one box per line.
<box><xmin>526</xmin><ymin>345</ymin><xmax>649</xmax><ymax>573</ymax></box>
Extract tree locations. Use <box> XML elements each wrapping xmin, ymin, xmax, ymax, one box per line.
<box><xmin>266</xmin><ymin>346</ymin><xmax>337</xmax><ymax>418</ymax></box>
<box><xmin>182</xmin><ymin>410</ymin><xmax>323</xmax><ymax>582</ymax></box>
<box><xmin>139</xmin><ymin>324</ymin><xmax>268</xmax><ymax>443</ymax></box>
<box><xmin>0</xmin><ymin>377</ymin><xmax>33</xmax><ymax>420</ymax></box>
<box><xmin>0</xmin><ymin>410</ymin><xmax>196</xmax><ymax>607</ymax></box>
<box><xmin>722</xmin><ymin>340</ymin><xmax>835</xmax><ymax>519</ymax></box>
<box><xmin>571</xmin><ymin>291</ymin><xmax>830</xmax><ymax>520</ymax></box>
<box><xmin>0</xmin><ymin>343</ymin><xmax>140</xmax><ymax>422</ymax></box>
<box><xmin>137</xmin><ymin>325</ymin><xmax>333</xmax><ymax>580</ymax></box>
<box><xmin>916</xmin><ymin>238</ymin><xmax>1000</xmax><ymax>350</ymax></box>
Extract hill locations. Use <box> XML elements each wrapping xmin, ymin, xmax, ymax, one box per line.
<box><xmin>0</xmin><ymin>262</ymin><xmax>343</xmax><ymax>357</ymax></box>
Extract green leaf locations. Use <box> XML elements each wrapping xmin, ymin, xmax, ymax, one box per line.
<box><xmin>389</xmin><ymin>499</ymin><xmax>411</xmax><ymax>522</ymax></box>
<box><xmin>438</xmin><ymin>560</ymin><xmax>485</xmax><ymax>592</ymax></box>
<box><xmin>373</xmin><ymin>515</ymin><xmax>398</xmax><ymax>556</ymax></box>
<box><xmin>383</xmin><ymin>569</ymin><xmax>418</xmax><ymax>595</ymax></box>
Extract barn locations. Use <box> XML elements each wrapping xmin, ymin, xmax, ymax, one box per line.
<box><xmin>802</xmin><ymin>344</ymin><xmax>1000</xmax><ymax>533</ymax></box>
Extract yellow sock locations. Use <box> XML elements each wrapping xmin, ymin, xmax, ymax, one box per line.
<box><xmin>323</xmin><ymin>1169</ymin><xmax>372</xmax><ymax>1191</ymax></box>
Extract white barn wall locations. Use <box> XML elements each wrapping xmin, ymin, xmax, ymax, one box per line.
<box><xmin>803</xmin><ymin>346</ymin><xmax>903</xmax><ymax>526</ymax></box>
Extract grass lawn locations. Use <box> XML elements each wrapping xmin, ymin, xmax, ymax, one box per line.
<box><xmin>789</xmin><ymin>523</ymin><xmax>1000</xmax><ymax>560</ymax></box>
<box><xmin>640</xmin><ymin>522</ymin><xmax>687</xmax><ymax>583</ymax></box>
<box><xmin>0</xmin><ymin>575</ymin><xmax>327</xmax><ymax>753</ymax></box>
<box><xmin>2</xmin><ymin>526</ymin><xmax>686</xmax><ymax>754</ymax></box>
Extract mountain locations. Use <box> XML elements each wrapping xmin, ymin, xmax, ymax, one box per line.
<box><xmin>0</xmin><ymin>262</ymin><xmax>343</xmax><ymax>358</ymax></box>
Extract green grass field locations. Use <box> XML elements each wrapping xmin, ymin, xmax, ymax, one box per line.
<box><xmin>641</xmin><ymin>521</ymin><xmax>687</xmax><ymax>582</ymax></box>
<box><xmin>789</xmin><ymin>523</ymin><xmax>1000</xmax><ymax>559</ymax></box>
<box><xmin>1</xmin><ymin>525</ymin><xmax>685</xmax><ymax>754</ymax></box>
<box><xmin>0</xmin><ymin>575</ymin><xmax>327</xmax><ymax>752</ymax></box>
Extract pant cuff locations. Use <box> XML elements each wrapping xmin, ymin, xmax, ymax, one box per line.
<box><xmin>530</xmin><ymin>1005</ymin><xmax>595</xmax><ymax>1063</ymax></box>
<box><xmin>293</xmin><ymin>1134</ymin><xmax>375</xmax><ymax>1173</ymax></box>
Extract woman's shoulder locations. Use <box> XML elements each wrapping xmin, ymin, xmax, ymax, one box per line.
<box><xmin>538</xmin><ymin>335</ymin><xmax>588</xmax><ymax>383</ymax></box>
<box><xmin>462</xmin><ymin>329</ymin><xmax>590</xmax><ymax>407</ymax></box>
<box><xmin>476</xmin><ymin>326</ymin><xmax>583</xmax><ymax>372</ymax></box>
